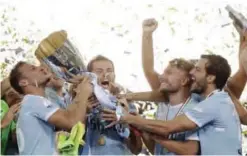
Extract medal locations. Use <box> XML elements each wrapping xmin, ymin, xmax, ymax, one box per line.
<box><xmin>162</xmin><ymin>147</ymin><xmax>169</xmax><ymax>154</ymax></box>
<box><xmin>98</xmin><ymin>135</ymin><xmax>105</xmax><ymax>146</ymax></box>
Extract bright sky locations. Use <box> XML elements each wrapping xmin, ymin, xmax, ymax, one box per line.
<box><xmin>1</xmin><ymin>0</ymin><xmax>247</xmax><ymax>98</ymax></box>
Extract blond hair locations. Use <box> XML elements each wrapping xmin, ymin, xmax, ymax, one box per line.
<box><xmin>169</xmin><ymin>58</ymin><xmax>194</xmax><ymax>74</ymax></box>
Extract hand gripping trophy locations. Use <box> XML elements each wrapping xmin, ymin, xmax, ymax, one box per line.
<box><xmin>35</xmin><ymin>30</ymin><xmax>131</xmax><ymax>149</ymax></box>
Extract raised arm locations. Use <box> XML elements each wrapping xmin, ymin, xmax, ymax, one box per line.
<box><xmin>226</xmin><ymin>28</ymin><xmax>247</xmax><ymax>125</ymax></box>
<box><xmin>142</xmin><ymin>19</ymin><xmax>161</xmax><ymax>90</ymax></box>
<box><xmin>1</xmin><ymin>104</ymin><xmax>20</xmax><ymax>129</ymax></box>
<box><xmin>226</xmin><ymin>26</ymin><xmax>247</xmax><ymax>99</ymax></box>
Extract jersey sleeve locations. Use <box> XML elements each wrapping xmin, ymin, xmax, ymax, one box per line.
<box><xmin>184</xmin><ymin>98</ymin><xmax>218</xmax><ymax>127</ymax></box>
<box><xmin>25</xmin><ymin>95</ymin><xmax>59</xmax><ymax>121</ymax></box>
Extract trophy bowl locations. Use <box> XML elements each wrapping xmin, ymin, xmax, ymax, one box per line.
<box><xmin>35</xmin><ymin>30</ymin><xmax>119</xmax><ymax>111</ymax></box>
<box><xmin>35</xmin><ymin>30</ymin><xmax>86</xmax><ymax>81</ymax></box>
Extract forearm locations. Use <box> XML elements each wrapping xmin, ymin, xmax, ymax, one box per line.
<box><xmin>142</xmin><ymin>32</ymin><xmax>155</xmax><ymax>75</ymax></box>
<box><xmin>142</xmin><ymin>32</ymin><xmax>160</xmax><ymax>90</ymax></box>
<box><xmin>142</xmin><ymin>132</ymin><xmax>155</xmax><ymax>154</ymax></box>
<box><xmin>67</xmin><ymin>93</ymin><xmax>89</xmax><ymax>124</ymax></box>
<box><xmin>124</xmin><ymin>115</ymin><xmax>171</xmax><ymax>137</ymax></box>
<box><xmin>125</xmin><ymin>129</ymin><xmax>142</xmax><ymax>155</ymax></box>
<box><xmin>125</xmin><ymin>91</ymin><xmax>167</xmax><ymax>102</ymax></box>
<box><xmin>1</xmin><ymin>116</ymin><xmax>12</xmax><ymax>129</ymax></box>
<box><xmin>1</xmin><ymin>120</ymin><xmax>12</xmax><ymax>129</ymax></box>
<box><xmin>157</xmin><ymin>140</ymin><xmax>199</xmax><ymax>155</ymax></box>
<box><xmin>123</xmin><ymin>114</ymin><xmax>196</xmax><ymax>137</ymax></box>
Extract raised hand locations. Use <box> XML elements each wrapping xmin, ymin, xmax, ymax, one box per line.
<box><xmin>1</xmin><ymin>103</ymin><xmax>21</xmax><ymax>128</ymax></box>
<box><xmin>101</xmin><ymin>109</ymin><xmax>118</xmax><ymax>128</ymax></box>
<box><xmin>143</xmin><ymin>18</ymin><xmax>158</xmax><ymax>34</ymax></box>
<box><xmin>8</xmin><ymin>103</ymin><xmax>21</xmax><ymax>118</ymax></box>
<box><xmin>101</xmin><ymin>98</ymin><xmax>130</xmax><ymax>128</ymax></box>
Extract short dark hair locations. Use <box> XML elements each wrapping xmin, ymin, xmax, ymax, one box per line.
<box><xmin>201</xmin><ymin>54</ymin><xmax>231</xmax><ymax>90</ymax></box>
<box><xmin>87</xmin><ymin>55</ymin><xmax>114</xmax><ymax>72</ymax></box>
<box><xmin>9</xmin><ymin>61</ymin><xmax>26</xmax><ymax>94</ymax></box>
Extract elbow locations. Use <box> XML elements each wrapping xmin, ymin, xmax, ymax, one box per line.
<box><xmin>128</xmin><ymin>134</ymin><xmax>143</xmax><ymax>155</ymax></box>
<box><xmin>63</xmin><ymin>120</ymin><xmax>75</xmax><ymax>131</ymax></box>
<box><xmin>182</xmin><ymin>141</ymin><xmax>200</xmax><ymax>155</ymax></box>
<box><xmin>132</xmin><ymin>147</ymin><xmax>142</xmax><ymax>155</ymax></box>
<box><xmin>240</xmin><ymin>113</ymin><xmax>247</xmax><ymax>125</ymax></box>
<box><xmin>65</xmin><ymin>115</ymin><xmax>83</xmax><ymax>130</ymax></box>
<box><xmin>133</xmin><ymin>143</ymin><xmax>143</xmax><ymax>155</ymax></box>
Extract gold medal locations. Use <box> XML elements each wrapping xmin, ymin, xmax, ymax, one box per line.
<box><xmin>162</xmin><ymin>147</ymin><xmax>169</xmax><ymax>154</ymax></box>
<box><xmin>98</xmin><ymin>135</ymin><xmax>105</xmax><ymax>146</ymax></box>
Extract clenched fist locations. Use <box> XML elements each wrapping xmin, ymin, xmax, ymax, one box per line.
<box><xmin>142</xmin><ymin>18</ymin><xmax>158</xmax><ymax>33</ymax></box>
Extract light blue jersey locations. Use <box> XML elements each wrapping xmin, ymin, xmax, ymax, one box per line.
<box><xmin>185</xmin><ymin>91</ymin><xmax>242</xmax><ymax>155</ymax></box>
<box><xmin>155</xmin><ymin>93</ymin><xmax>201</xmax><ymax>155</ymax></box>
<box><xmin>16</xmin><ymin>95</ymin><xmax>59</xmax><ymax>155</ymax></box>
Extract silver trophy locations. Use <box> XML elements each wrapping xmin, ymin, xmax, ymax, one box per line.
<box><xmin>35</xmin><ymin>30</ymin><xmax>86</xmax><ymax>81</ymax></box>
<box><xmin>35</xmin><ymin>30</ymin><xmax>117</xmax><ymax>109</ymax></box>
<box><xmin>35</xmin><ymin>31</ymin><xmax>130</xmax><ymax>138</ymax></box>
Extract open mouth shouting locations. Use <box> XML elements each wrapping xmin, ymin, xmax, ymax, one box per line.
<box><xmin>101</xmin><ymin>80</ymin><xmax>110</xmax><ymax>90</ymax></box>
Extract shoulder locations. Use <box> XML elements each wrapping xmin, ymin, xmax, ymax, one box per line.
<box><xmin>23</xmin><ymin>95</ymin><xmax>44</xmax><ymax>104</ymax></box>
<box><xmin>193</xmin><ymin>91</ymin><xmax>227</xmax><ymax>109</ymax></box>
<box><xmin>213</xmin><ymin>91</ymin><xmax>229</xmax><ymax>99</ymax></box>
<box><xmin>207</xmin><ymin>91</ymin><xmax>230</xmax><ymax>104</ymax></box>
<box><xmin>184</xmin><ymin>95</ymin><xmax>201</xmax><ymax>110</ymax></box>
<box><xmin>191</xmin><ymin>93</ymin><xmax>204</xmax><ymax>102</ymax></box>
<box><xmin>22</xmin><ymin>95</ymin><xmax>52</xmax><ymax>108</ymax></box>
